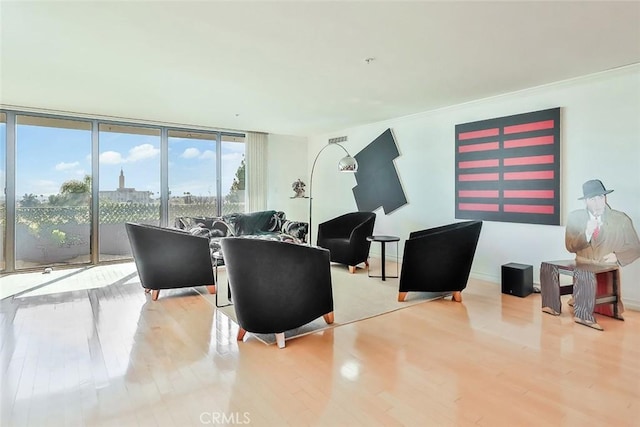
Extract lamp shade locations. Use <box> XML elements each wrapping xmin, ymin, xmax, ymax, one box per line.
<box><xmin>338</xmin><ymin>155</ymin><xmax>358</xmax><ymax>172</ymax></box>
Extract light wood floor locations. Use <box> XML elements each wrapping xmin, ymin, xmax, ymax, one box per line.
<box><xmin>1</xmin><ymin>262</ymin><xmax>638</xmax><ymax>426</ymax></box>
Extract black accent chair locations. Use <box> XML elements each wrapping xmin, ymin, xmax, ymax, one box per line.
<box><xmin>316</xmin><ymin>211</ymin><xmax>376</xmax><ymax>273</ymax></box>
<box><xmin>220</xmin><ymin>237</ymin><xmax>334</xmax><ymax>349</ymax></box>
<box><xmin>125</xmin><ymin>222</ymin><xmax>216</xmax><ymax>301</ymax></box>
<box><xmin>398</xmin><ymin>221</ymin><xmax>483</xmax><ymax>302</ymax></box>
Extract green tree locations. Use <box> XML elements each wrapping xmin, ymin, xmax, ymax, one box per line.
<box><xmin>19</xmin><ymin>193</ymin><xmax>41</xmax><ymax>207</ymax></box>
<box><xmin>50</xmin><ymin>175</ymin><xmax>92</xmax><ymax>206</ymax></box>
<box><xmin>226</xmin><ymin>157</ymin><xmax>245</xmax><ymax>203</ymax></box>
<box><xmin>60</xmin><ymin>175</ymin><xmax>91</xmax><ymax>195</ymax></box>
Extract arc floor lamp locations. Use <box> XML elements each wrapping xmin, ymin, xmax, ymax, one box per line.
<box><xmin>308</xmin><ymin>137</ymin><xmax>358</xmax><ymax>245</ymax></box>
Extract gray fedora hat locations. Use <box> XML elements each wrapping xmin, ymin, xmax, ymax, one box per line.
<box><xmin>579</xmin><ymin>179</ymin><xmax>613</xmax><ymax>200</ymax></box>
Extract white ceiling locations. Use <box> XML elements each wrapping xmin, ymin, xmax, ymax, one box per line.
<box><xmin>1</xmin><ymin>1</ymin><xmax>639</xmax><ymax>137</ymax></box>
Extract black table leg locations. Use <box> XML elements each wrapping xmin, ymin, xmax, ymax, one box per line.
<box><xmin>381</xmin><ymin>242</ymin><xmax>386</xmax><ymax>281</ymax></box>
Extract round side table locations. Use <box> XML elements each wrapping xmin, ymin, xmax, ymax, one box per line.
<box><xmin>366</xmin><ymin>235</ymin><xmax>400</xmax><ymax>281</ymax></box>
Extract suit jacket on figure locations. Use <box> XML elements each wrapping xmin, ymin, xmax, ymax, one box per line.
<box><xmin>565</xmin><ymin>205</ymin><xmax>640</xmax><ymax>266</ymax></box>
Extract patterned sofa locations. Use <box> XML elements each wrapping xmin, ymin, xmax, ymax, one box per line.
<box><xmin>175</xmin><ymin>210</ymin><xmax>308</xmax><ymax>262</ymax></box>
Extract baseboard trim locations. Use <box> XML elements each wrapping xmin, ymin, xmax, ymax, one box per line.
<box><xmin>468</xmin><ymin>271</ymin><xmax>639</xmax><ymax>312</ymax></box>
<box><xmin>469</xmin><ymin>271</ymin><xmax>499</xmax><ymax>284</ymax></box>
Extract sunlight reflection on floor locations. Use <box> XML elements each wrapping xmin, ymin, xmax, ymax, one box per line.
<box><xmin>1</xmin><ymin>262</ymin><xmax>139</xmax><ymax>299</ymax></box>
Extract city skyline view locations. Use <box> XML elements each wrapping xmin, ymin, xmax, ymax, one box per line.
<box><xmin>1</xmin><ymin>111</ymin><xmax>249</xmax><ymax>272</ymax></box>
<box><xmin>11</xmin><ymin>121</ymin><xmax>244</xmax><ymax>203</ymax></box>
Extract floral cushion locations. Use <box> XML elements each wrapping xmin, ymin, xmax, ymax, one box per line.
<box><xmin>282</xmin><ymin>220</ymin><xmax>308</xmax><ymax>242</ymax></box>
<box><xmin>175</xmin><ymin>216</ymin><xmax>217</xmax><ymax>230</ymax></box>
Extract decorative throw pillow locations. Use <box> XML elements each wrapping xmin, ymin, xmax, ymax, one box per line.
<box><xmin>174</xmin><ymin>217</ymin><xmax>191</xmax><ymax>230</ymax></box>
<box><xmin>211</xmin><ymin>220</ymin><xmax>232</xmax><ymax>237</ymax></box>
<box><xmin>175</xmin><ymin>216</ymin><xmax>218</xmax><ymax>230</ymax></box>
<box><xmin>221</xmin><ymin>213</ymin><xmax>240</xmax><ymax>236</ymax></box>
<box><xmin>223</xmin><ymin>210</ymin><xmax>277</xmax><ymax>235</ymax></box>
<box><xmin>193</xmin><ymin>217</ymin><xmax>215</xmax><ymax>229</ymax></box>
<box><xmin>188</xmin><ymin>226</ymin><xmax>211</xmax><ymax>238</ymax></box>
<box><xmin>282</xmin><ymin>220</ymin><xmax>309</xmax><ymax>243</ymax></box>
<box><xmin>267</xmin><ymin>211</ymin><xmax>286</xmax><ymax>232</ymax></box>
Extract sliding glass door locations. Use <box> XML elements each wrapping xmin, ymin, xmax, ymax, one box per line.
<box><xmin>221</xmin><ymin>135</ymin><xmax>246</xmax><ymax>215</ymax></box>
<box><xmin>168</xmin><ymin>131</ymin><xmax>246</xmax><ymax>221</ymax></box>
<box><xmin>168</xmin><ymin>130</ymin><xmax>218</xmax><ymax>223</ymax></box>
<box><xmin>15</xmin><ymin>115</ymin><xmax>92</xmax><ymax>269</ymax></box>
<box><xmin>98</xmin><ymin>124</ymin><xmax>161</xmax><ymax>262</ymax></box>
<box><xmin>1</xmin><ymin>108</ymin><xmax>245</xmax><ymax>272</ymax></box>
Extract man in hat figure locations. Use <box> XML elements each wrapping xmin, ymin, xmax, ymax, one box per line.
<box><xmin>563</xmin><ymin>179</ymin><xmax>640</xmax><ymax>328</ymax></box>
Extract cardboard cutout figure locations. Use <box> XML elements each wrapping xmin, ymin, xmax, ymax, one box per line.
<box><xmin>564</xmin><ymin>179</ymin><xmax>640</xmax><ymax>324</ymax></box>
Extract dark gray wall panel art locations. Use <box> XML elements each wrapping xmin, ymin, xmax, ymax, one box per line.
<box><xmin>353</xmin><ymin>129</ymin><xmax>407</xmax><ymax>214</ymax></box>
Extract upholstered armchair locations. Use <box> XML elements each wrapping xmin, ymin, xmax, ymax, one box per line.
<box><xmin>398</xmin><ymin>220</ymin><xmax>482</xmax><ymax>302</ymax></box>
<box><xmin>125</xmin><ymin>222</ymin><xmax>216</xmax><ymax>301</ymax></box>
<box><xmin>316</xmin><ymin>211</ymin><xmax>376</xmax><ymax>273</ymax></box>
<box><xmin>220</xmin><ymin>237</ymin><xmax>334</xmax><ymax>349</ymax></box>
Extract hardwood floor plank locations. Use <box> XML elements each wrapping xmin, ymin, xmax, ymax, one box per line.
<box><xmin>1</xmin><ymin>262</ymin><xmax>639</xmax><ymax>426</ymax></box>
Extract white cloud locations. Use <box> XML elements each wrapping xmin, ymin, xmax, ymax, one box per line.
<box><xmin>99</xmin><ymin>144</ymin><xmax>160</xmax><ymax>165</ymax></box>
<box><xmin>100</xmin><ymin>151</ymin><xmax>124</xmax><ymax>164</ymax></box>
<box><xmin>128</xmin><ymin>144</ymin><xmax>159</xmax><ymax>162</ymax></box>
<box><xmin>222</xmin><ymin>152</ymin><xmax>244</xmax><ymax>163</ymax></box>
<box><xmin>200</xmin><ymin>150</ymin><xmax>216</xmax><ymax>160</ymax></box>
<box><xmin>180</xmin><ymin>148</ymin><xmax>217</xmax><ymax>160</ymax></box>
<box><xmin>181</xmin><ymin>148</ymin><xmax>201</xmax><ymax>159</ymax></box>
<box><xmin>55</xmin><ymin>161</ymin><xmax>79</xmax><ymax>171</ymax></box>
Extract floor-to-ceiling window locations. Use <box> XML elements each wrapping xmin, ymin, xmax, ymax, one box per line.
<box><xmin>168</xmin><ymin>130</ymin><xmax>218</xmax><ymax>222</ymax></box>
<box><xmin>0</xmin><ymin>112</ymin><xmax>6</xmax><ymax>271</ymax></box>
<box><xmin>15</xmin><ymin>115</ymin><xmax>92</xmax><ymax>270</ymax></box>
<box><xmin>0</xmin><ymin>109</ymin><xmax>246</xmax><ymax>273</ymax></box>
<box><xmin>98</xmin><ymin>124</ymin><xmax>161</xmax><ymax>262</ymax></box>
<box><xmin>168</xmin><ymin>131</ymin><xmax>246</xmax><ymax>221</ymax></box>
<box><xmin>221</xmin><ymin>134</ymin><xmax>246</xmax><ymax>215</ymax></box>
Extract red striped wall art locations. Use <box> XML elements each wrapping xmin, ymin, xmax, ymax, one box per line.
<box><xmin>455</xmin><ymin>108</ymin><xmax>561</xmax><ymax>225</ymax></box>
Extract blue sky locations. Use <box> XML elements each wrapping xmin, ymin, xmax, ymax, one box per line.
<box><xmin>11</xmin><ymin>124</ymin><xmax>244</xmax><ymax>201</ymax></box>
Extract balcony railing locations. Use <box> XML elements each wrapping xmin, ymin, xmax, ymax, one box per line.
<box><xmin>4</xmin><ymin>201</ymin><xmax>245</xmax><ymax>268</ymax></box>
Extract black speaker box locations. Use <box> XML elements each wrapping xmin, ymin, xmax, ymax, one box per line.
<box><xmin>501</xmin><ymin>263</ymin><xmax>533</xmax><ymax>298</ymax></box>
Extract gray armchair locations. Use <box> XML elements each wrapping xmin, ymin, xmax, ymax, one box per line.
<box><xmin>125</xmin><ymin>222</ymin><xmax>216</xmax><ymax>301</ymax></box>
<box><xmin>317</xmin><ymin>211</ymin><xmax>376</xmax><ymax>273</ymax></box>
<box><xmin>220</xmin><ymin>237</ymin><xmax>334</xmax><ymax>349</ymax></box>
<box><xmin>398</xmin><ymin>221</ymin><xmax>482</xmax><ymax>302</ymax></box>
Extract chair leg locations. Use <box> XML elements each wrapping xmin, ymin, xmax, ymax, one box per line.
<box><xmin>151</xmin><ymin>289</ymin><xmax>160</xmax><ymax>301</ymax></box>
<box><xmin>365</xmin><ymin>260</ymin><xmax>370</xmax><ymax>268</ymax></box>
<box><xmin>206</xmin><ymin>285</ymin><xmax>216</xmax><ymax>295</ymax></box>
<box><xmin>237</xmin><ymin>328</ymin><xmax>247</xmax><ymax>341</ymax></box>
<box><xmin>349</xmin><ymin>265</ymin><xmax>356</xmax><ymax>274</ymax></box>
<box><xmin>452</xmin><ymin>291</ymin><xmax>462</xmax><ymax>302</ymax></box>
<box><xmin>275</xmin><ymin>333</ymin><xmax>285</xmax><ymax>349</ymax></box>
<box><xmin>323</xmin><ymin>312</ymin><xmax>334</xmax><ymax>324</ymax></box>
<box><xmin>398</xmin><ymin>292</ymin><xmax>408</xmax><ymax>302</ymax></box>
<box><xmin>144</xmin><ymin>288</ymin><xmax>151</xmax><ymax>294</ymax></box>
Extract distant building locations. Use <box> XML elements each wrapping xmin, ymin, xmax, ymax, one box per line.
<box><xmin>99</xmin><ymin>169</ymin><xmax>153</xmax><ymax>203</ymax></box>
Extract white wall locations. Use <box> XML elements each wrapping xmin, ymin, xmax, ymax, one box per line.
<box><xmin>266</xmin><ymin>134</ymin><xmax>309</xmax><ymax>223</ymax></box>
<box><xmin>291</xmin><ymin>65</ymin><xmax>640</xmax><ymax>309</ymax></box>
